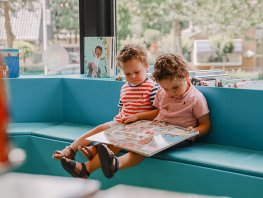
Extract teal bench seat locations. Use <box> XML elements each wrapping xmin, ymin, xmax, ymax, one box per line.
<box><xmin>5</xmin><ymin>76</ymin><xmax>263</xmax><ymax>198</ymax></box>
<box><xmin>31</xmin><ymin>122</ymin><xmax>95</xmax><ymax>142</ymax></box>
<box><xmin>8</xmin><ymin>123</ymin><xmax>59</xmax><ymax>136</ymax></box>
<box><xmin>157</xmin><ymin>143</ymin><xmax>263</xmax><ymax>178</ymax></box>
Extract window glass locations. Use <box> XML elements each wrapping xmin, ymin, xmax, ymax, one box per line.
<box><xmin>0</xmin><ymin>0</ymin><xmax>80</xmax><ymax>75</ymax></box>
<box><xmin>116</xmin><ymin>0</ymin><xmax>263</xmax><ymax>88</ymax></box>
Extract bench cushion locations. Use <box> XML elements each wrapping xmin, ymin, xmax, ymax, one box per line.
<box><xmin>7</xmin><ymin>122</ymin><xmax>59</xmax><ymax>135</ymax></box>
<box><xmin>156</xmin><ymin>143</ymin><xmax>263</xmax><ymax>178</ymax></box>
<box><xmin>32</xmin><ymin>122</ymin><xmax>95</xmax><ymax>142</ymax></box>
<box><xmin>9</xmin><ymin>122</ymin><xmax>263</xmax><ymax>178</ymax></box>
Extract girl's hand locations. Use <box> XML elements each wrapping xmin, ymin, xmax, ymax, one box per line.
<box><xmin>122</xmin><ymin>115</ymin><xmax>139</xmax><ymax>124</ymax></box>
<box><xmin>187</xmin><ymin>126</ymin><xmax>194</xmax><ymax>131</ymax></box>
<box><xmin>186</xmin><ymin>126</ymin><xmax>197</xmax><ymax>142</ymax></box>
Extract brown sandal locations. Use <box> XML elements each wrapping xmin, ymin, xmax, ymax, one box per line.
<box><xmin>52</xmin><ymin>146</ymin><xmax>76</xmax><ymax>160</ymax></box>
<box><xmin>78</xmin><ymin>144</ymin><xmax>98</xmax><ymax>160</ymax></box>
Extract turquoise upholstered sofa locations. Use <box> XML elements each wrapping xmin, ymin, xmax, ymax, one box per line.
<box><xmin>6</xmin><ymin>76</ymin><xmax>263</xmax><ymax>198</ymax></box>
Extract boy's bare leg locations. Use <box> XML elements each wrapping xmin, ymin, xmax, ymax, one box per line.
<box><xmin>118</xmin><ymin>152</ymin><xmax>145</xmax><ymax>170</ymax></box>
<box><xmin>73</xmin><ymin>145</ymin><xmax>121</xmax><ymax>174</ymax></box>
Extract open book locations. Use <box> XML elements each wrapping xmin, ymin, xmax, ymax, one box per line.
<box><xmin>87</xmin><ymin>120</ymin><xmax>199</xmax><ymax>157</ymax></box>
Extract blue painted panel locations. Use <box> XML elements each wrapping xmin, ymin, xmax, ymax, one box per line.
<box><xmin>197</xmin><ymin>86</ymin><xmax>263</xmax><ymax>150</ymax></box>
<box><xmin>6</xmin><ymin>78</ymin><xmax>63</xmax><ymax>122</ymax></box>
<box><xmin>63</xmin><ymin>78</ymin><xmax>124</xmax><ymax>125</ymax></box>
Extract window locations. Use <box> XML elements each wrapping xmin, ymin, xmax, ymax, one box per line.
<box><xmin>116</xmin><ymin>1</ymin><xmax>263</xmax><ymax>86</ymax></box>
<box><xmin>0</xmin><ymin>0</ymin><xmax>80</xmax><ymax>75</ymax></box>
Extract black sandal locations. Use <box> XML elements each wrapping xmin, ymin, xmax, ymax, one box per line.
<box><xmin>97</xmin><ymin>144</ymin><xmax>119</xmax><ymax>179</ymax></box>
<box><xmin>61</xmin><ymin>158</ymin><xmax>90</xmax><ymax>179</ymax></box>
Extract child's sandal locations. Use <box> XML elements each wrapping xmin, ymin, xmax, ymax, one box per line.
<box><xmin>78</xmin><ymin>144</ymin><xmax>98</xmax><ymax>160</ymax></box>
<box><xmin>61</xmin><ymin>158</ymin><xmax>90</xmax><ymax>179</ymax></box>
<box><xmin>53</xmin><ymin>146</ymin><xmax>76</xmax><ymax>160</ymax></box>
<box><xmin>97</xmin><ymin>143</ymin><xmax>119</xmax><ymax>179</ymax></box>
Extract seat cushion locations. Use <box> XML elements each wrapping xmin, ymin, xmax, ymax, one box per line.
<box><xmin>7</xmin><ymin>122</ymin><xmax>59</xmax><ymax>135</ymax></box>
<box><xmin>155</xmin><ymin>143</ymin><xmax>263</xmax><ymax>178</ymax></box>
<box><xmin>32</xmin><ymin>122</ymin><xmax>95</xmax><ymax>142</ymax></box>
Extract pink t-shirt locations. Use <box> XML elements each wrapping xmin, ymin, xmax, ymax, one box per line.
<box><xmin>153</xmin><ymin>84</ymin><xmax>209</xmax><ymax>128</ymax></box>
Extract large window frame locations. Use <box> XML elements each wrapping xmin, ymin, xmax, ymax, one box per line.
<box><xmin>79</xmin><ymin>0</ymin><xmax>115</xmax><ymax>74</ymax></box>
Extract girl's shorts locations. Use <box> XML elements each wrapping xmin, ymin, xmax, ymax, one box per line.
<box><xmin>104</xmin><ymin>120</ymin><xmax>120</xmax><ymax>128</ymax></box>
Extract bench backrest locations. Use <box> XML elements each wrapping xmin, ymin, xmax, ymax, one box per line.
<box><xmin>7</xmin><ymin>77</ymin><xmax>263</xmax><ymax>150</ymax></box>
<box><xmin>7</xmin><ymin>78</ymin><xmax>63</xmax><ymax>122</ymax></box>
<box><xmin>198</xmin><ymin>86</ymin><xmax>263</xmax><ymax>150</ymax></box>
<box><xmin>62</xmin><ymin>78</ymin><xmax>122</xmax><ymax>125</ymax></box>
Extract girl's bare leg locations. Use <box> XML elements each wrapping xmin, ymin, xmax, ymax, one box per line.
<box><xmin>118</xmin><ymin>152</ymin><xmax>145</xmax><ymax>170</ymax></box>
<box><xmin>74</xmin><ymin>145</ymin><xmax>121</xmax><ymax>174</ymax></box>
<box><xmin>70</xmin><ymin>123</ymin><xmax>111</xmax><ymax>151</ymax></box>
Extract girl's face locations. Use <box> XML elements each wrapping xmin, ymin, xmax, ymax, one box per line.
<box><xmin>95</xmin><ymin>48</ymin><xmax>102</xmax><ymax>58</ymax></box>
<box><xmin>120</xmin><ymin>58</ymin><xmax>148</xmax><ymax>86</ymax></box>
<box><xmin>158</xmin><ymin>77</ymin><xmax>189</xmax><ymax>98</ymax></box>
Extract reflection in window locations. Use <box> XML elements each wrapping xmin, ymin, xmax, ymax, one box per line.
<box><xmin>0</xmin><ymin>0</ymin><xmax>80</xmax><ymax>75</ymax></box>
<box><xmin>116</xmin><ymin>0</ymin><xmax>263</xmax><ymax>88</ymax></box>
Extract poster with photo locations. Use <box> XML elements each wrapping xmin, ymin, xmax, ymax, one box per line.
<box><xmin>87</xmin><ymin>120</ymin><xmax>199</xmax><ymax>157</ymax></box>
<box><xmin>84</xmin><ymin>37</ymin><xmax>115</xmax><ymax>78</ymax></box>
<box><xmin>0</xmin><ymin>49</ymin><xmax>19</xmax><ymax>78</ymax></box>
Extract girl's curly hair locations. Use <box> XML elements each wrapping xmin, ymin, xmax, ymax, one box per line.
<box><xmin>116</xmin><ymin>45</ymin><xmax>148</xmax><ymax>67</ymax></box>
<box><xmin>152</xmin><ymin>54</ymin><xmax>189</xmax><ymax>81</ymax></box>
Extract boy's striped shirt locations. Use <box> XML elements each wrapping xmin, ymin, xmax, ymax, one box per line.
<box><xmin>115</xmin><ymin>78</ymin><xmax>159</xmax><ymax>122</ymax></box>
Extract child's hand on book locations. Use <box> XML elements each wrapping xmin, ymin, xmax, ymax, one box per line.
<box><xmin>122</xmin><ymin>115</ymin><xmax>139</xmax><ymax>124</ymax></box>
<box><xmin>187</xmin><ymin>126</ymin><xmax>194</xmax><ymax>131</ymax></box>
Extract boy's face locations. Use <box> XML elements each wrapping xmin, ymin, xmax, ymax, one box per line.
<box><xmin>120</xmin><ymin>58</ymin><xmax>148</xmax><ymax>86</ymax></box>
<box><xmin>95</xmin><ymin>48</ymin><xmax>102</xmax><ymax>58</ymax></box>
<box><xmin>158</xmin><ymin>77</ymin><xmax>188</xmax><ymax>98</ymax></box>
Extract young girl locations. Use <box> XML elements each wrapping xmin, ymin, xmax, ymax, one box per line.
<box><xmin>94</xmin><ymin>53</ymin><xmax>210</xmax><ymax>179</ymax></box>
<box><xmin>87</xmin><ymin>46</ymin><xmax>103</xmax><ymax>78</ymax></box>
<box><xmin>53</xmin><ymin>45</ymin><xmax>159</xmax><ymax>177</ymax></box>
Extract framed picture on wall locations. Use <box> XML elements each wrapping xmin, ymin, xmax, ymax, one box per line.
<box><xmin>0</xmin><ymin>49</ymin><xmax>19</xmax><ymax>78</ymax></box>
<box><xmin>84</xmin><ymin>37</ymin><xmax>115</xmax><ymax>78</ymax></box>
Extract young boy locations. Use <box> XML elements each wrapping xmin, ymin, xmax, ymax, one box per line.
<box><xmin>53</xmin><ymin>45</ymin><xmax>159</xmax><ymax>178</ymax></box>
<box><xmin>95</xmin><ymin>53</ymin><xmax>210</xmax><ymax>179</ymax></box>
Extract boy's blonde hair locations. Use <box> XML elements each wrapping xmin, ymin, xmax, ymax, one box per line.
<box><xmin>116</xmin><ymin>45</ymin><xmax>148</xmax><ymax>67</ymax></box>
<box><xmin>152</xmin><ymin>54</ymin><xmax>189</xmax><ymax>81</ymax></box>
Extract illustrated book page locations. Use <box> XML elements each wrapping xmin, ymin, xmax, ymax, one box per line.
<box><xmin>87</xmin><ymin>120</ymin><xmax>199</xmax><ymax>157</ymax></box>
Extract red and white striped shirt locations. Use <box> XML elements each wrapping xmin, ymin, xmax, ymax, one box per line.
<box><xmin>115</xmin><ymin>78</ymin><xmax>159</xmax><ymax>122</ymax></box>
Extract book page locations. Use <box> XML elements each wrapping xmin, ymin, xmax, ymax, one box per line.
<box><xmin>87</xmin><ymin>120</ymin><xmax>198</xmax><ymax>156</ymax></box>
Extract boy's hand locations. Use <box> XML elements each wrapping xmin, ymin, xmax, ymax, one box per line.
<box><xmin>122</xmin><ymin>115</ymin><xmax>139</xmax><ymax>124</ymax></box>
